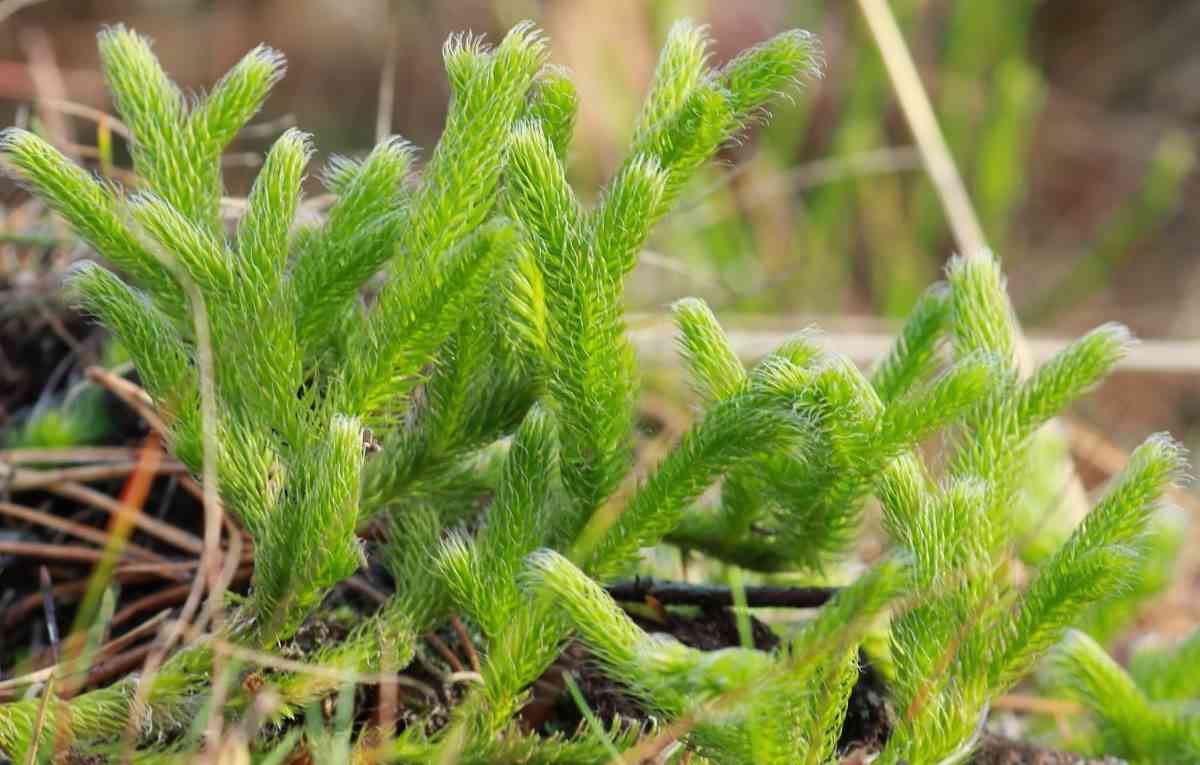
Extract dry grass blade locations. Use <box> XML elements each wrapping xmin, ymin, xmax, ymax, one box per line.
<box><xmin>198</xmin><ymin>530</ymin><xmax>248</xmax><ymax>754</ymax></box>
<box><xmin>0</xmin><ymin>539</ymin><xmax>117</xmax><ymax>563</ymax></box>
<box><xmin>20</xmin><ymin>27</ymin><xmax>72</xmax><ymax>161</ymax></box>
<box><xmin>0</xmin><ymin>500</ymin><xmax>164</xmax><ymax>561</ymax></box>
<box><xmin>375</xmin><ymin>0</ymin><xmax>401</xmax><ymax>143</ymax></box>
<box><xmin>1</xmin><ymin>446</ymin><xmax>147</xmax><ymax>464</ymax></box>
<box><xmin>0</xmin><ymin>96</ymin><xmax>131</xmax><ymax>139</ymax></box>
<box><xmin>0</xmin><ymin>611</ymin><xmax>167</xmax><ymax>698</ymax></box>
<box><xmin>202</xmin><ymin>635</ymin><xmax>439</xmax><ymax>698</ymax></box>
<box><xmin>47</xmin><ymin>481</ymin><xmax>204</xmax><ymax>555</ymax></box>
<box><xmin>121</xmin><ymin>247</ymin><xmax>225</xmax><ymax>759</ymax></box>
<box><xmin>5</xmin><ymin>460</ymin><xmax>188</xmax><ymax>491</ymax></box>
<box><xmin>23</xmin><ymin>672</ymin><xmax>54</xmax><ymax>765</ymax></box>
<box><xmin>855</xmin><ymin>0</ymin><xmax>986</xmax><ymax>258</ymax></box>
<box><xmin>85</xmin><ymin>367</ymin><xmax>168</xmax><ymax>438</ymax></box>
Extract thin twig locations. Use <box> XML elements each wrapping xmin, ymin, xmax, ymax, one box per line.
<box><xmin>38</xmin><ymin>566</ymin><xmax>59</xmax><ymax>661</ymax></box>
<box><xmin>85</xmin><ymin>366</ymin><xmax>168</xmax><ymax>437</ymax></box>
<box><xmin>449</xmin><ymin>614</ymin><xmax>480</xmax><ymax>673</ymax></box>
<box><xmin>993</xmin><ymin>693</ymin><xmax>1084</xmax><ymax>716</ymax></box>
<box><xmin>0</xmin><ymin>611</ymin><xmax>170</xmax><ymax>698</ymax></box>
<box><xmin>344</xmin><ymin>575</ymin><xmax>389</xmax><ymax>605</ymax></box>
<box><xmin>110</xmin><ymin>585</ymin><xmax>193</xmax><ymax>630</ymax></box>
<box><xmin>605</xmin><ymin>578</ymin><xmax>837</xmax><ymax>609</ymax></box>
<box><xmin>116</xmin><ymin>557</ymin><xmax>250</xmax><ymax>578</ymax></box>
<box><xmin>78</xmin><ymin>643</ymin><xmax>154</xmax><ymax>690</ymax></box>
<box><xmin>1</xmin><ymin>446</ymin><xmax>146</xmax><ymax>464</ymax></box>
<box><xmin>5</xmin><ymin>460</ymin><xmax>188</xmax><ymax>491</ymax></box>
<box><xmin>47</xmin><ymin>481</ymin><xmax>204</xmax><ymax>555</ymax></box>
<box><xmin>0</xmin><ymin>95</ymin><xmax>131</xmax><ymax>138</ymax></box>
<box><xmin>424</xmin><ymin>632</ymin><xmax>466</xmax><ymax>674</ymax></box>
<box><xmin>5</xmin><ymin>582</ymin><xmax>89</xmax><ymax>629</ymax></box>
<box><xmin>628</xmin><ymin>317</ymin><xmax>1200</xmax><ymax>374</ymax></box>
<box><xmin>0</xmin><ymin>539</ymin><xmax>115</xmax><ymax>563</ymax></box>
<box><xmin>3</xmin><ymin>570</ymin><xmax>189</xmax><ymax>628</ymax></box>
<box><xmin>107</xmin><ymin>567</ymin><xmax>249</xmax><ymax>631</ymax></box>
<box><xmin>0</xmin><ymin>500</ymin><xmax>163</xmax><ymax>561</ymax></box>
<box><xmin>96</xmin><ymin>610</ymin><xmax>170</xmax><ymax>659</ymax></box>
<box><xmin>672</xmin><ymin>145</ymin><xmax>923</xmax><ymax>223</ymax></box>
<box><xmin>202</xmin><ymin>634</ymin><xmax>439</xmax><ymax>699</ymax></box>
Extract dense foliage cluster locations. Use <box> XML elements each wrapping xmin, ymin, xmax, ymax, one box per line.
<box><xmin>0</xmin><ymin>19</ymin><xmax>1193</xmax><ymax>764</ymax></box>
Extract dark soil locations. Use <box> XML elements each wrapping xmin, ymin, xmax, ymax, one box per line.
<box><xmin>0</xmin><ymin>299</ymin><xmax>1130</xmax><ymax>764</ymax></box>
<box><xmin>523</xmin><ymin>603</ymin><xmax>894</xmax><ymax>755</ymax></box>
<box><xmin>0</xmin><ymin>292</ymin><xmax>92</xmax><ymax>428</ymax></box>
<box><xmin>972</xmin><ymin>733</ymin><xmax>1125</xmax><ymax>765</ymax></box>
<box><xmin>0</xmin><ymin>297</ymin><xmax>212</xmax><ymax>675</ymax></box>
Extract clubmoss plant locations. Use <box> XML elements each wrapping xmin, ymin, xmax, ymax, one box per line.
<box><xmin>0</xmin><ymin>18</ymin><xmax>1188</xmax><ymax>765</ymax></box>
<box><xmin>1053</xmin><ymin>629</ymin><xmax>1200</xmax><ymax>762</ymax></box>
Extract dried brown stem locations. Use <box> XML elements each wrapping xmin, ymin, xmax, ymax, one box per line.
<box><xmin>1</xmin><ymin>446</ymin><xmax>145</xmax><ymax>464</ymax></box>
<box><xmin>423</xmin><ymin>632</ymin><xmax>465</xmax><ymax>674</ymax></box>
<box><xmin>0</xmin><ymin>539</ymin><xmax>116</xmax><ymax>564</ymax></box>
<box><xmin>47</xmin><ymin>481</ymin><xmax>204</xmax><ymax>555</ymax></box>
<box><xmin>450</xmin><ymin>614</ymin><xmax>480</xmax><ymax>673</ymax></box>
<box><xmin>85</xmin><ymin>366</ymin><xmax>167</xmax><ymax>437</ymax></box>
<box><xmin>604</xmin><ymin>578</ymin><xmax>838</xmax><ymax>609</ymax></box>
<box><xmin>5</xmin><ymin>460</ymin><xmax>188</xmax><ymax>491</ymax></box>
<box><xmin>0</xmin><ymin>500</ymin><xmax>163</xmax><ymax>561</ymax></box>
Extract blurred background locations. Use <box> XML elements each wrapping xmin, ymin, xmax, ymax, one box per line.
<box><xmin>1</xmin><ymin>8</ymin><xmax>1198</xmax><ymax>494</ymax></box>
<box><xmin>2</xmin><ymin>0</ymin><xmax>1198</xmax><ymax>449</ymax></box>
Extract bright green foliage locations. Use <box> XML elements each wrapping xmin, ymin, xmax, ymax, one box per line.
<box><xmin>1054</xmin><ymin>630</ymin><xmax>1200</xmax><ymax>762</ymax></box>
<box><xmin>527</xmin><ymin>549</ymin><xmax>906</xmax><ymax>765</ymax></box>
<box><xmin>1130</xmin><ymin>627</ymin><xmax>1200</xmax><ymax>703</ymax></box>
<box><xmin>99</xmin><ymin>27</ymin><xmax>282</xmax><ymax>234</ymax></box>
<box><xmin>290</xmin><ymin>137</ymin><xmax>414</xmax><ymax>355</ymax></box>
<box><xmin>667</xmin><ymin>297</ymin><xmax>997</xmax><ymax>573</ymax></box>
<box><xmin>1076</xmin><ymin>508</ymin><xmax>1184</xmax><ymax>644</ymax></box>
<box><xmin>0</xmin><ymin>21</ymin><xmax>545</xmax><ymax>645</ymax></box>
<box><xmin>502</xmin><ymin>20</ymin><xmax>820</xmax><ymax>551</ymax></box>
<box><xmin>438</xmin><ymin>404</ymin><xmax>559</xmax><ymax>641</ymax></box>
<box><xmin>875</xmin><ymin>255</ymin><xmax>1183</xmax><ymax>765</ymax></box>
<box><xmin>430</xmin><ymin>24</ymin><xmax>822</xmax><ymax>755</ymax></box>
<box><xmin>0</xmin><ymin>637</ymin><xmax>216</xmax><ymax>757</ymax></box>
<box><xmin>527</xmin><ymin>65</ymin><xmax>579</xmax><ymax>162</ymax></box>
<box><xmin>0</xmin><ymin>19</ymin><xmax>1186</xmax><ymax>765</ymax></box>
<box><xmin>672</xmin><ymin>296</ymin><xmax>747</xmax><ymax>404</ymax></box>
<box><xmin>870</xmin><ymin>281</ymin><xmax>952</xmax><ymax>405</ymax></box>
